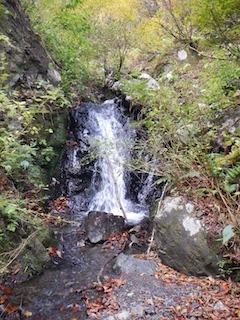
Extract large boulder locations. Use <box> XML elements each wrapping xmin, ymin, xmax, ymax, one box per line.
<box><xmin>86</xmin><ymin>211</ymin><xmax>125</xmax><ymax>244</ymax></box>
<box><xmin>153</xmin><ymin>196</ymin><xmax>221</xmax><ymax>276</ymax></box>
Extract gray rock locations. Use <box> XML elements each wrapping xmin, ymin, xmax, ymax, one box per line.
<box><xmin>139</xmin><ymin>73</ymin><xmax>160</xmax><ymax>90</ymax></box>
<box><xmin>115</xmin><ymin>310</ymin><xmax>131</xmax><ymax>320</ymax></box>
<box><xmin>47</xmin><ymin>68</ymin><xmax>61</xmax><ymax>85</ymax></box>
<box><xmin>116</xmin><ymin>253</ymin><xmax>158</xmax><ymax>275</ymax></box>
<box><xmin>86</xmin><ymin>211</ymin><xmax>125</xmax><ymax>243</ymax></box>
<box><xmin>144</xmin><ymin>305</ymin><xmax>155</xmax><ymax>315</ymax></box>
<box><xmin>153</xmin><ymin>196</ymin><xmax>221</xmax><ymax>276</ymax></box>
<box><xmin>131</xmin><ymin>304</ymin><xmax>145</xmax><ymax>317</ymax></box>
<box><xmin>214</xmin><ymin>301</ymin><xmax>227</xmax><ymax>311</ymax></box>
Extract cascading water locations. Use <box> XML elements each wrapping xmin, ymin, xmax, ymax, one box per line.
<box><xmin>86</xmin><ymin>100</ymin><xmax>148</xmax><ymax>224</ymax></box>
<box><xmin>64</xmin><ymin>99</ymin><xmax>151</xmax><ymax>224</ymax></box>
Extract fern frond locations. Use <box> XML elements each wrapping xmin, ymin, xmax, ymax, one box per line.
<box><xmin>226</xmin><ymin>162</ymin><xmax>240</xmax><ymax>183</ymax></box>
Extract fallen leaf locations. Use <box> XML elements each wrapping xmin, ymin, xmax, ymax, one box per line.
<box><xmin>0</xmin><ymin>295</ymin><xmax>8</xmax><ymax>304</ymax></box>
<box><xmin>5</xmin><ymin>304</ymin><xmax>19</xmax><ymax>314</ymax></box>
<box><xmin>4</xmin><ymin>287</ymin><xmax>11</xmax><ymax>294</ymax></box>
<box><xmin>60</xmin><ymin>306</ymin><xmax>66</xmax><ymax>312</ymax></box>
<box><xmin>11</xmin><ymin>264</ymin><xmax>22</xmax><ymax>275</ymax></box>
<box><xmin>47</xmin><ymin>246</ymin><xmax>58</xmax><ymax>255</ymax></box>
<box><xmin>23</xmin><ymin>310</ymin><xmax>33</xmax><ymax>317</ymax></box>
<box><xmin>72</xmin><ymin>306</ymin><xmax>79</xmax><ymax>313</ymax></box>
<box><xmin>56</xmin><ymin>250</ymin><xmax>63</xmax><ymax>258</ymax></box>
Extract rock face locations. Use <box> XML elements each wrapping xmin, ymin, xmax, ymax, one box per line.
<box><xmin>154</xmin><ymin>196</ymin><xmax>221</xmax><ymax>276</ymax></box>
<box><xmin>0</xmin><ymin>0</ymin><xmax>60</xmax><ymax>87</ymax></box>
<box><xmin>86</xmin><ymin>211</ymin><xmax>125</xmax><ymax>243</ymax></box>
<box><xmin>62</xmin><ymin>104</ymin><xmax>96</xmax><ymax>212</ymax></box>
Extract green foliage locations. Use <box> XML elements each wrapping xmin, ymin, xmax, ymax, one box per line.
<box><xmin>153</xmin><ymin>0</ymin><xmax>199</xmax><ymax>48</ymax></box>
<box><xmin>0</xmin><ymin>81</ymin><xmax>69</xmax><ymax>190</ymax></box>
<box><xmin>0</xmin><ymin>193</ymin><xmax>42</xmax><ymax>249</ymax></box>
<box><xmin>0</xmin><ymin>35</ymin><xmax>12</xmax><ymax>88</ymax></box>
<box><xmin>209</xmin><ymin>129</ymin><xmax>240</xmax><ymax>196</ymax></box>
<box><xmin>200</xmin><ymin>57</ymin><xmax>240</xmax><ymax>104</ymax></box>
<box><xmin>20</xmin><ymin>0</ymin><xmax>91</xmax><ymax>91</ymax></box>
<box><xmin>0</xmin><ymin>64</ymin><xmax>69</xmax><ymax>266</ymax></box>
<box><xmin>192</xmin><ymin>0</ymin><xmax>240</xmax><ymax>58</ymax></box>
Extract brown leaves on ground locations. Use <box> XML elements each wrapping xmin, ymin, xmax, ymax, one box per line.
<box><xmin>85</xmin><ymin>277</ymin><xmax>125</xmax><ymax>318</ymax></box>
<box><xmin>50</xmin><ymin>196</ymin><xmax>68</xmax><ymax>214</ymax></box>
<box><xmin>103</xmin><ymin>231</ymin><xmax>129</xmax><ymax>251</ymax></box>
<box><xmin>0</xmin><ymin>284</ymin><xmax>32</xmax><ymax>318</ymax></box>
<box><xmin>47</xmin><ymin>246</ymin><xmax>63</xmax><ymax>259</ymax></box>
<box><xmin>154</xmin><ymin>260</ymin><xmax>240</xmax><ymax>320</ymax></box>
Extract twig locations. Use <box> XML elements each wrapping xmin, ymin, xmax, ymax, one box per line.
<box><xmin>147</xmin><ymin>182</ymin><xmax>168</xmax><ymax>256</ymax></box>
<box><xmin>0</xmin><ymin>229</ymin><xmax>39</xmax><ymax>274</ymax></box>
<box><xmin>188</xmin><ymin>45</ymin><xmax>227</xmax><ymax>61</ymax></box>
<box><xmin>97</xmin><ymin>244</ymin><xmax>126</xmax><ymax>286</ymax></box>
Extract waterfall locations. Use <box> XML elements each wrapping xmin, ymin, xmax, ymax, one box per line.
<box><xmin>86</xmin><ymin>100</ymin><xmax>148</xmax><ymax>224</ymax></box>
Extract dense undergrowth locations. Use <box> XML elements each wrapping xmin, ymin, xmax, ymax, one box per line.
<box><xmin>0</xmin><ymin>0</ymin><xmax>239</xmax><ymax>277</ymax></box>
<box><xmin>0</xmin><ymin>32</ymin><xmax>70</xmax><ymax>273</ymax></box>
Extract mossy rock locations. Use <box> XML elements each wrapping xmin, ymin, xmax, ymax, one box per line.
<box><xmin>153</xmin><ymin>196</ymin><xmax>222</xmax><ymax>277</ymax></box>
<box><xmin>15</xmin><ymin>228</ymin><xmax>57</xmax><ymax>280</ymax></box>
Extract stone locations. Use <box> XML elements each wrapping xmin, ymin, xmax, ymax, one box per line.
<box><xmin>47</xmin><ymin>68</ymin><xmax>61</xmax><ymax>85</ymax></box>
<box><xmin>131</xmin><ymin>304</ymin><xmax>145</xmax><ymax>317</ymax></box>
<box><xmin>116</xmin><ymin>253</ymin><xmax>158</xmax><ymax>275</ymax></box>
<box><xmin>214</xmin><ymin>301</ymin><xmax>227</xmax><ymax>311</ymax></box>
<box><xmin>147</xmin><ymin>78</ymin><xmax>160</xmax><ymax>91</ymax></box>
<box><xmin>153</xmin><ymin>196</ymin><xmax>221</xmax><ymax>276</ymax></box>
<box><xmin>178</xmin><ymin>49</ymin><xmax>188</xmax><ymax>60</ymax></box>
<box><xmin>86</xmin><ymin>211</ymin><xmax>125</xmax><ymax>243</ymax></box>
<box><xmin>139</xmin><ymin>73</ymin><xmax>160</xmax><ymax>90</ymax></box>
<box><xmin>144</xmin><ymin>305</ymin><xmax>155</xmax><ymax>315</ymax></box>
<box><xmin>115</xmin><ymin>310</ymin><xmax>130</xmax><ymax>320</ymax></box>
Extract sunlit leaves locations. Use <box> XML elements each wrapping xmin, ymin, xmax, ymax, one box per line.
<box><xmin>191</xmin><ymin>0</ymin><xmax>240</xmax><ymax>56</ymax></box>
<box><xmin>83</xmin><ymin>0</ymin><xmax>140</xmax><ymax>21</ymax></box>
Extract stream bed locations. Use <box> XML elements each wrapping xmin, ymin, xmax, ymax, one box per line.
<box><xmin>6</xmin><ymin>214</ymin><xmax>121</xmax><ymax>319</ymax></box>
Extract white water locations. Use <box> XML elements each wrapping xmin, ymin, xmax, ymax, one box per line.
<box><xmin>87</xmin><ymin>101</ymin><xmax>148</xmax><ymax>224</ymax></box>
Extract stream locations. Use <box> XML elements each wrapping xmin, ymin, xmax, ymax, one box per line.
<box><xmin>4</xmin><ymin>100</ymin><xmax>153</xmax><ymax>319</ymax></box>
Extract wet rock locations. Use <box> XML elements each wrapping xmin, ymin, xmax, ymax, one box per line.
<box><xmin>115</xmin><ymin>253</ymin><xmax>158</xmax><ymax>275</ymax></box>
<box><xmin>153</xmin><ymin>196</ymin><xmax>221</xmax><ymax>276</ymax></box>
<box><xmin>86</xmin><ymin>211</ymin><xmax>125</xmax><ymax>244</ymax></box>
